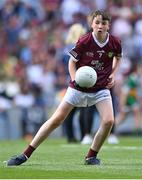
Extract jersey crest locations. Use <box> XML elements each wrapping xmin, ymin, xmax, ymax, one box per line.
<box><xmin>108</xmin><ymin>52</ymin><xmax>113</xmax><ymax>58</ymax></box>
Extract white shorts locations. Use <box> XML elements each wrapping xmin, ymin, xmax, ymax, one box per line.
<box><xmin>63</xmin><ymin>87</ymin><xmax>112</xmax><ymax>107</ymax></box>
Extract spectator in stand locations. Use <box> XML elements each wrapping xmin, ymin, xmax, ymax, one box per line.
<box><xmin>62</xmin><ymin>23</ymin><xmax>86</xmax><ymax>143</ymax></box>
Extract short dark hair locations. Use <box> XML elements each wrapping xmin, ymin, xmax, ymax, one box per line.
<box><xmin>88</xmin><ymin>10</ymin><xmax>111</xmax><ymax>25</ymax></box>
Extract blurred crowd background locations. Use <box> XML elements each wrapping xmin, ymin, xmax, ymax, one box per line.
<box><xmin>0</xmin><ymin>0</ymin><xmax>142</xmax><ymax>141</ymax></box>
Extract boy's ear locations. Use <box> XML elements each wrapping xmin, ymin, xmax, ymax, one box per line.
<box><xmin>107</xmin><ymin>23</ymin><xmax>111</xmax><ymax>31</ymax></box>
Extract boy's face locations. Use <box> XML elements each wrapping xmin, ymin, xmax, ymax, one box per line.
<box><xmin>91</xmin><ymin>15</ymin><xmax>110</xmax><ymax>34</ymax></box>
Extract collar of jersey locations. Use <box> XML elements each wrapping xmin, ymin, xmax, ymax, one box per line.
<box><xmin>92</xmin><ymin>32</ymin><xmax>109</xmax><ymax>48</ymax></box>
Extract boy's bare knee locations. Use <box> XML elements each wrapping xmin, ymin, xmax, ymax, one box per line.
<box><xmin>51</xmin><ymin>116</ymin><xmax>64</xmax><ymax>128</ymax></box>
<box><xmin>50</xmin><ymin>114</ymin><xmax>66</xmax><ymax>129</ymax></box>
<box><xmin>51</xmin><ymin>121</ymin><xmax>61</xmax><ymax>128</ymax></box>
<box><xmin>103</xmin><ymin>118</ymin><xmax>114</xmax><ymax>127</ymax></box>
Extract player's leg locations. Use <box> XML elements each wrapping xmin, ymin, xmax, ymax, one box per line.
<box><xmin>115</xmin><ymin>111</ymin><xmax>126</xmax><ymax>126</ymax></box>
<box><xmin>91</xmin><ymin>99</ymin><xmax>114</xmax><ymax>151</ymax></box>
<box><xmin>6</xmin><ymin>101</ymin><xmax>74</xmax><ymax>166</ymax></box>
<box><xmin>108</xmin><ymin>88</ymin><xmax>119</xmax><ymax>144</ymax></box>
<box><xmin>132</xmin><ymin>105</ymin><xmax>141</xmax><ymax>131</ymax></box>
<box><xmin>85</xmin><ymin>99</ymin><xmax>114</xmax><ymax>165</ymax></box>
<box><xmin>63</xmin><ymin>107</ymin><xmax>77</xmax><ymax>143</ymax></box>
<box><xmin>80</xmin><ymin>106</ymin><xmax>94</xmax><ymax>144</ymax></box>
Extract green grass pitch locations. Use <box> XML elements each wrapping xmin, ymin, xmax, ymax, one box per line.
<box><xmin>0</xmin><ymin>137</ymin><xmax>142</xmax><ymax>179</ymax></box>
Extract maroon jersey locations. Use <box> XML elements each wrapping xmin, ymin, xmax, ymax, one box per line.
<box><xmin>69</xmin><ymin>32</ymin><xmax>122</xmax><ymax>92</ymax></box>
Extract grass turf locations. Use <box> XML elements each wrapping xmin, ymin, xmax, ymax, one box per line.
<box><xmin>0</xmin><ymin>137</ymin><xmax>142</xmax><ymax>179</ymax></box>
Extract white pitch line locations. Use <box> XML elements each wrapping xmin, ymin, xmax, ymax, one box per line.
<box><xmin>103</xmin><ymin>145</ymin><xmax>142</xmax><ymax>150</ymax></box>
<box><xmin>61</xmin><ymin>144</ymin><xmax>142</xmax><ymax>150</ymax></box>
